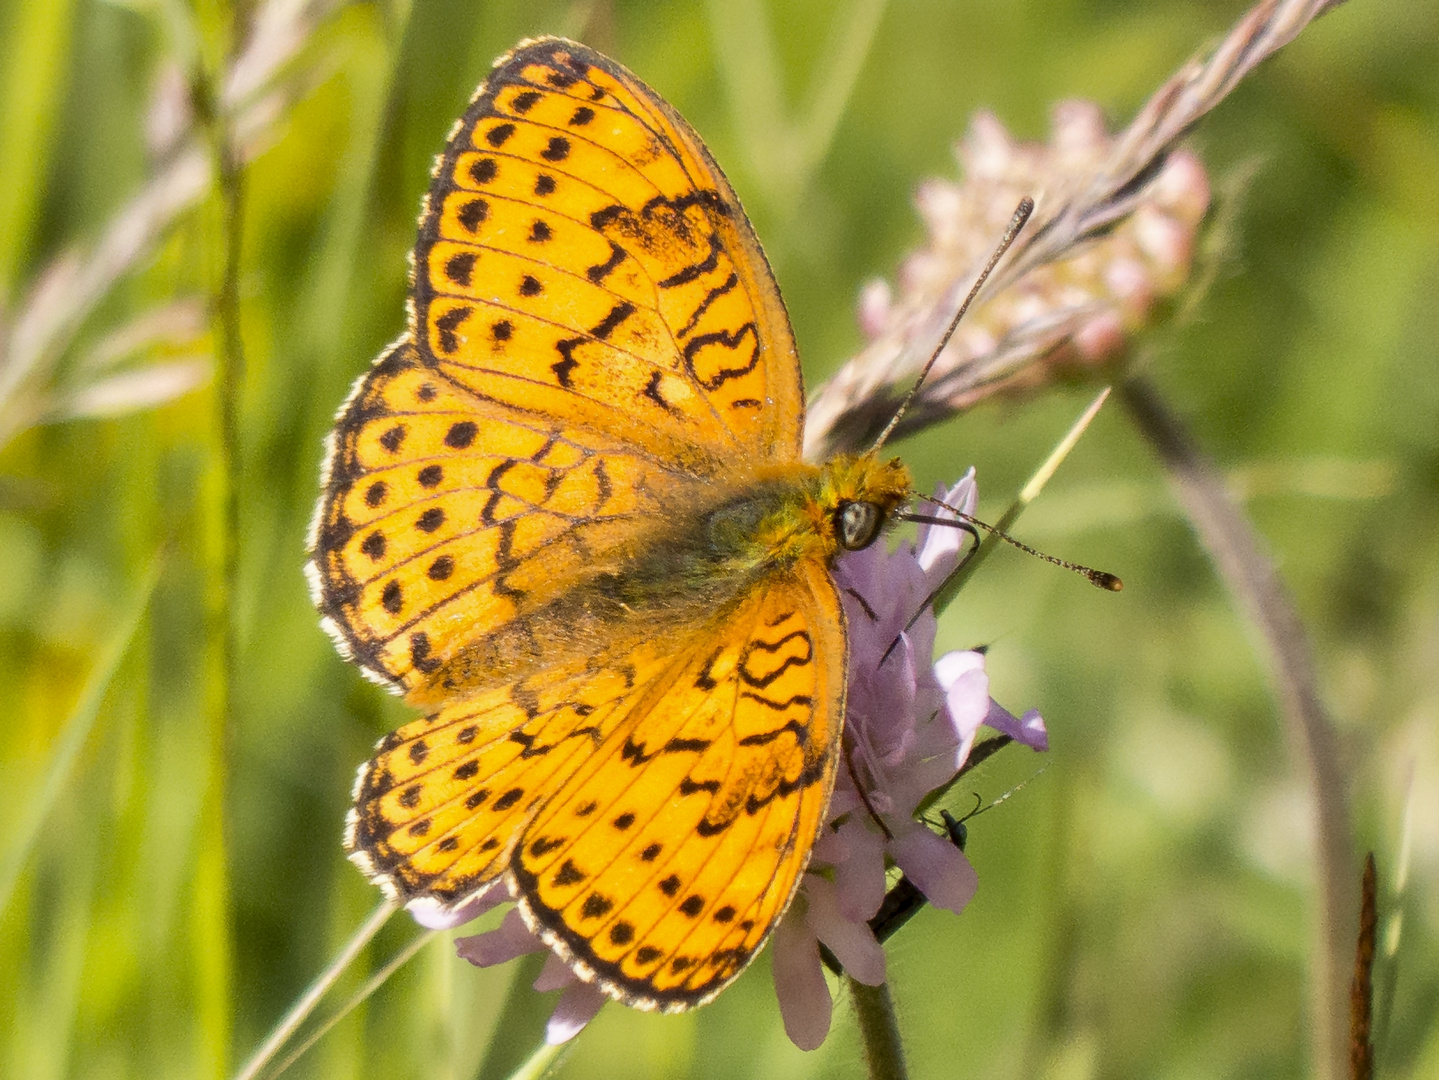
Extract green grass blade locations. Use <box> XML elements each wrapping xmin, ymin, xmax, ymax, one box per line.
<box><xmin>0</xmin><ymin>555</ymin><xmax>162</xmax><ymax>915</ymax></box>
<box><xmin>933</xmin><ymin>386</ymin><xmax>1111</xmax><ymax>615</ymax></box>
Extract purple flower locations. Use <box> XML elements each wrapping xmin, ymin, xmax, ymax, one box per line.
<box><xmin>448</xmin><ymin>881</ymin><xmax>607</xmax><ymax>1045</ymax></box>
<box><xmin>449</xmin><ymin>473</ymin><xmax>1046</xmax><ymax>1050</ymax></box>
<box><xmin>770</xmin><ymin>473</ymin><xmax>1048</xmax><ymax>1050</ymax></box>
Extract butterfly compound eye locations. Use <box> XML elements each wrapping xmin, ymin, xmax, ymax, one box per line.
<box><xmin>835</xmin><ymin>501</ymin><xmax>883</xmax><ymax>551</ymax></box>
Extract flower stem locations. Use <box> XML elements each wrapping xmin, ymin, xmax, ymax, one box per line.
<box><xmin>1119</xmin><ymin>375</ymin><xmax>1353</xmax><ymax>1080</ymax></box>
<box><xmin>196</xmin><ymin>23</ymin><xmax>248</xmax><ymax>1074</ymax></box>
<box><xmin>849</xmin><ymin>979</ymin><xmax>908</xmax><ymax>1080</ymax></box>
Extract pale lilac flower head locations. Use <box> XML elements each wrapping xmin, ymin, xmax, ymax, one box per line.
<box><xmin>803</xmin><ymin>103</ymin><xmax>1211</xmax><ymax>458</ymax></box>
<box><xmin>769</xmin><ymin>472</ymin><xmax>1047</xmax><ymax>1051</ymax></box>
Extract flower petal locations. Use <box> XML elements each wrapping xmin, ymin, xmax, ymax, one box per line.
<box><xmin>408</xmin><ymin>879</ymin><xmax>509</xmax><ymax>930</ymax></box>
<box><xmin>934</xmin><ymin>650</ymin><xmax>991</xmax><ymax>742</ymax></box>
<box><xmin>890</xmin><ymin>825</ymin><xmax>978</xmax><ymax>916</ymax></box>
<box><xmin>830</xmin><ymin>821</ymin><xmax>888</xmax><ymax>922</ymax></box>
<box><xmin>984</xmin><ymin>701</ymin><xmax>1049</xmax><ymax>751</ymax></box>
<box><xmin>771</xmin><ymin>904</ymin><xmax>833</xmax><ymax>1051</ymax></box>
<box><xmin>545</xmin><ymin>981</ymin><xmax>607</xmax><ymax>1044</ymax></box>
<box><xmin>805</xmin><ymin>876</ymin><xmax>886</xmax><ymax>986</ymax></box>
<box><xmin>533</xmin><ymin>950</ymin><xmax>578</xmax><ymax>992</ymax></box>
<box><xmin>455</xmin><ymin>907</ymin><xmax>541</xmax><ymax>968</ymax></box>
<box><xmin>917</xmin><ymin>472</ymin><xmax>977</xmax><ymax>574</ymax></box>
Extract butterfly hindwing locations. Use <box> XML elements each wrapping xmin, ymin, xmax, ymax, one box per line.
<box><xmin>345</xmin><ymin>648</ymin><xmax>676</xmax><ymax>906</ymax></box>
<box><xmin>513</xmin><ymin>560</ymin><xmax>846</xmax><ymax>1009</ymax></box>
<box><xmin>345</xmin><ymin>555</ymin><xmax>844</xmax><ymax>998</ymax></box>
<box><xmin>309</xmin><ymin>340</ymin><xmax>690</xmax><ymax>694</ymax></box>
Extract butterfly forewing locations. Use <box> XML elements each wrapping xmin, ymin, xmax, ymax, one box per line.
<box><xmin>415</xmin><ymin>38</ymin><xmax>802</xmax><ymax>471</ymax></box>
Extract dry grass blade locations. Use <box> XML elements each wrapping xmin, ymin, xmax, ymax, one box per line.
<box><xmin>806</xmin><ymin>0</ymin><xmax>1345</xmax><ymax>457</ymax></box>
<box><xmin>1119</xmin><ymin>375</ymin><xmax>1355</xmax><ymax>1080</ymax></box>
<box><xmin>997</xmin><ymin>0</ymin><xmax>1346</xmax><ymax>289</ymax></box>
<box><xmin>0</xmin><ymin>0</ymin><xmax>343</xmax><ymax>451</ymax></box>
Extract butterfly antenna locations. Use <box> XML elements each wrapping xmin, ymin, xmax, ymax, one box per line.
<box><xmin>868</xmin><ymin>196</ymin><xmax>1034</xmax><ymax>454</ymax></box>
<box><xmin>896</xmin><ymin>501</ymin><xmax>1123</xmax><ymax>593</ymax></box>
<box><xmin>957</xmin><ymin>766</ymin><xmax>1048</xmax><ymax>824</ymax></box>
<box><xmin>877</xmin><ymin>496</ymin><xmax>1121</xmax><ymax>665</ymax></box>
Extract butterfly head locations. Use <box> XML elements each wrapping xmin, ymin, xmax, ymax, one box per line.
<box><xmin>817</xmin><ymin>453</ymin><xmax>913</xmax><ymax>554</ymax></box>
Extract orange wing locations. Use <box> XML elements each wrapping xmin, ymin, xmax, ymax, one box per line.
<box><xmin>344</xmin><ymin>644</ymin><xmax>675</xmax><ymax>908</ymax></box>
<box><xmin>317</xmin><ymin>37</ymin><xmax>851</xmax><ymax>1010</ymax></box>
<box><xmin>309</xmin><ymin>37</ymin><xmax>808</xmax><ymax>696</ymax></box>
<box><xmin>513</xmin><ymin>560</ymin><xmax>845</xmax><ymax>1009</ymax></box>
<box><xmin>345</xmin><ymin>559</ymin><xmax>846</xmax><ymax>1008</ymax></box>
<box><xmin>308</xmin><ymin>341</ymin><xmax>702</xmax><ymax>694</ymax></box>
<box><xmin>413</xmin><ymin>36</ymin><xmax>802</xmax><ymax>469</ymax></box>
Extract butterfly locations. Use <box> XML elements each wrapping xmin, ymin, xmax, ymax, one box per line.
<box><xmin>307</xmin><ymin>36</ymin><xmax>915</xmax><ymax>1012</ymax></box>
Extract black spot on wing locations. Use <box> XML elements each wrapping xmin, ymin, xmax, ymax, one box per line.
<box><xmin>738</xmin><ymin>630</ymin><xmax>814</xmax><ymax>689</ymax></box>
<box><xmin>435</xmin><ymin>307</ymin><xmax>472</xmax><ymax>354</ymax></box>
<box><xmin>589</xmin><ymin>301</ymin><xmax>635</xmax><ymax>340</ymax></box>
<box><xmin>684</xmin><ymin>323</ymin><xmax>760</xmax><ymax>390</ymax></box>
<box><xmin>552</xmin><ymin>339</ymin><xmax>581</xmax><ymax>387</ymax></box>
<box><xmin>657</xmin><ymin>237</ymin><xmax>721</xmax><ymax>289</ymax></box>
<box><xmin>641</xmin><ymin>371</ymin><xmax>679</xmax><ymax>415</ymax></box>
<box><xmin>585</xmin><ymin>239</ymin><xmax>626</xmax><ymax>284</ymax></box>
<box><xmin>445</xmin><ymin>421</ymin><xmax>477</xmax><ymax>448</ymax></box>
<box><xmin>445</xmin><ymin>251</ymin><xmax>477</xmax><ymax>286</ymax></box>
<box><xmin>469</xmin><ymin>159</ymin><xmax>497</xmax><ymax>185</ymax></box>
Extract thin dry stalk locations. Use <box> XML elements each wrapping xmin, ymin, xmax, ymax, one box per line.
<box><xmin>807</xmin><ymin>0</ymin><xmax>1347</xmax><ymax>457</ymax></box>
<box><xmin>0</xmin><ymin>0</ymin><xmax>343</xmax><ymax>450</ymax></box>
<box><xmin>1350</xmin><ymin>854</ymin><xmax>1377</xmax><ymax>1080</ymax></box>
<box><xmin>1120</xmin><ymin>377</ymin><xmax>1354</xmax><ymax>1080</ymax></box>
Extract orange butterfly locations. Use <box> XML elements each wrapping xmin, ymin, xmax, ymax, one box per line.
<box><xmin>308</xmin><ymin>37</ymin><xmax>912</xmax><ymax>1011</ymax></box>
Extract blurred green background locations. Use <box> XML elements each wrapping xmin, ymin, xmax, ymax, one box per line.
<box><xmin>1</xmin><ymin>1</ymin><xmax>1436</xmax><ymax>1078</ymax></box>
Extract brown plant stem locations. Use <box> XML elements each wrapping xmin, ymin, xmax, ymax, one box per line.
<box><xmin>1350</xmin><ymin>853</ymin><xmax>1377</xmax><ymax>1080</ymax></box>
<box><xmin>1119</xmin><ymin>375</ymin><xmax>1353</xmax><ymax>1080</ymax></box>
<box><xmin>849</xmin><ymin>979</ymin><xmax>909</xmax><ymax>1080</ymax></box>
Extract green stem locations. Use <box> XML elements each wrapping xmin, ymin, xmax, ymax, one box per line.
<box><xmin>266</xmin><ymin>918</ymin><xmax>433</xmax><ymax>1079</ymax></box>
<box><xmin>929</xmin><ymin>386</ymin><xmax>1113</xmax><ymax>617</ymax></box>
<box><xmin>849</xmin><ymin>979</ymin><xmax>908</xmax><ymax>1080</ymax></box>
<box><xmin>196</xmin><ymin>11</ymin><xmax>247</xmax><ymax>1072</ymax></box>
